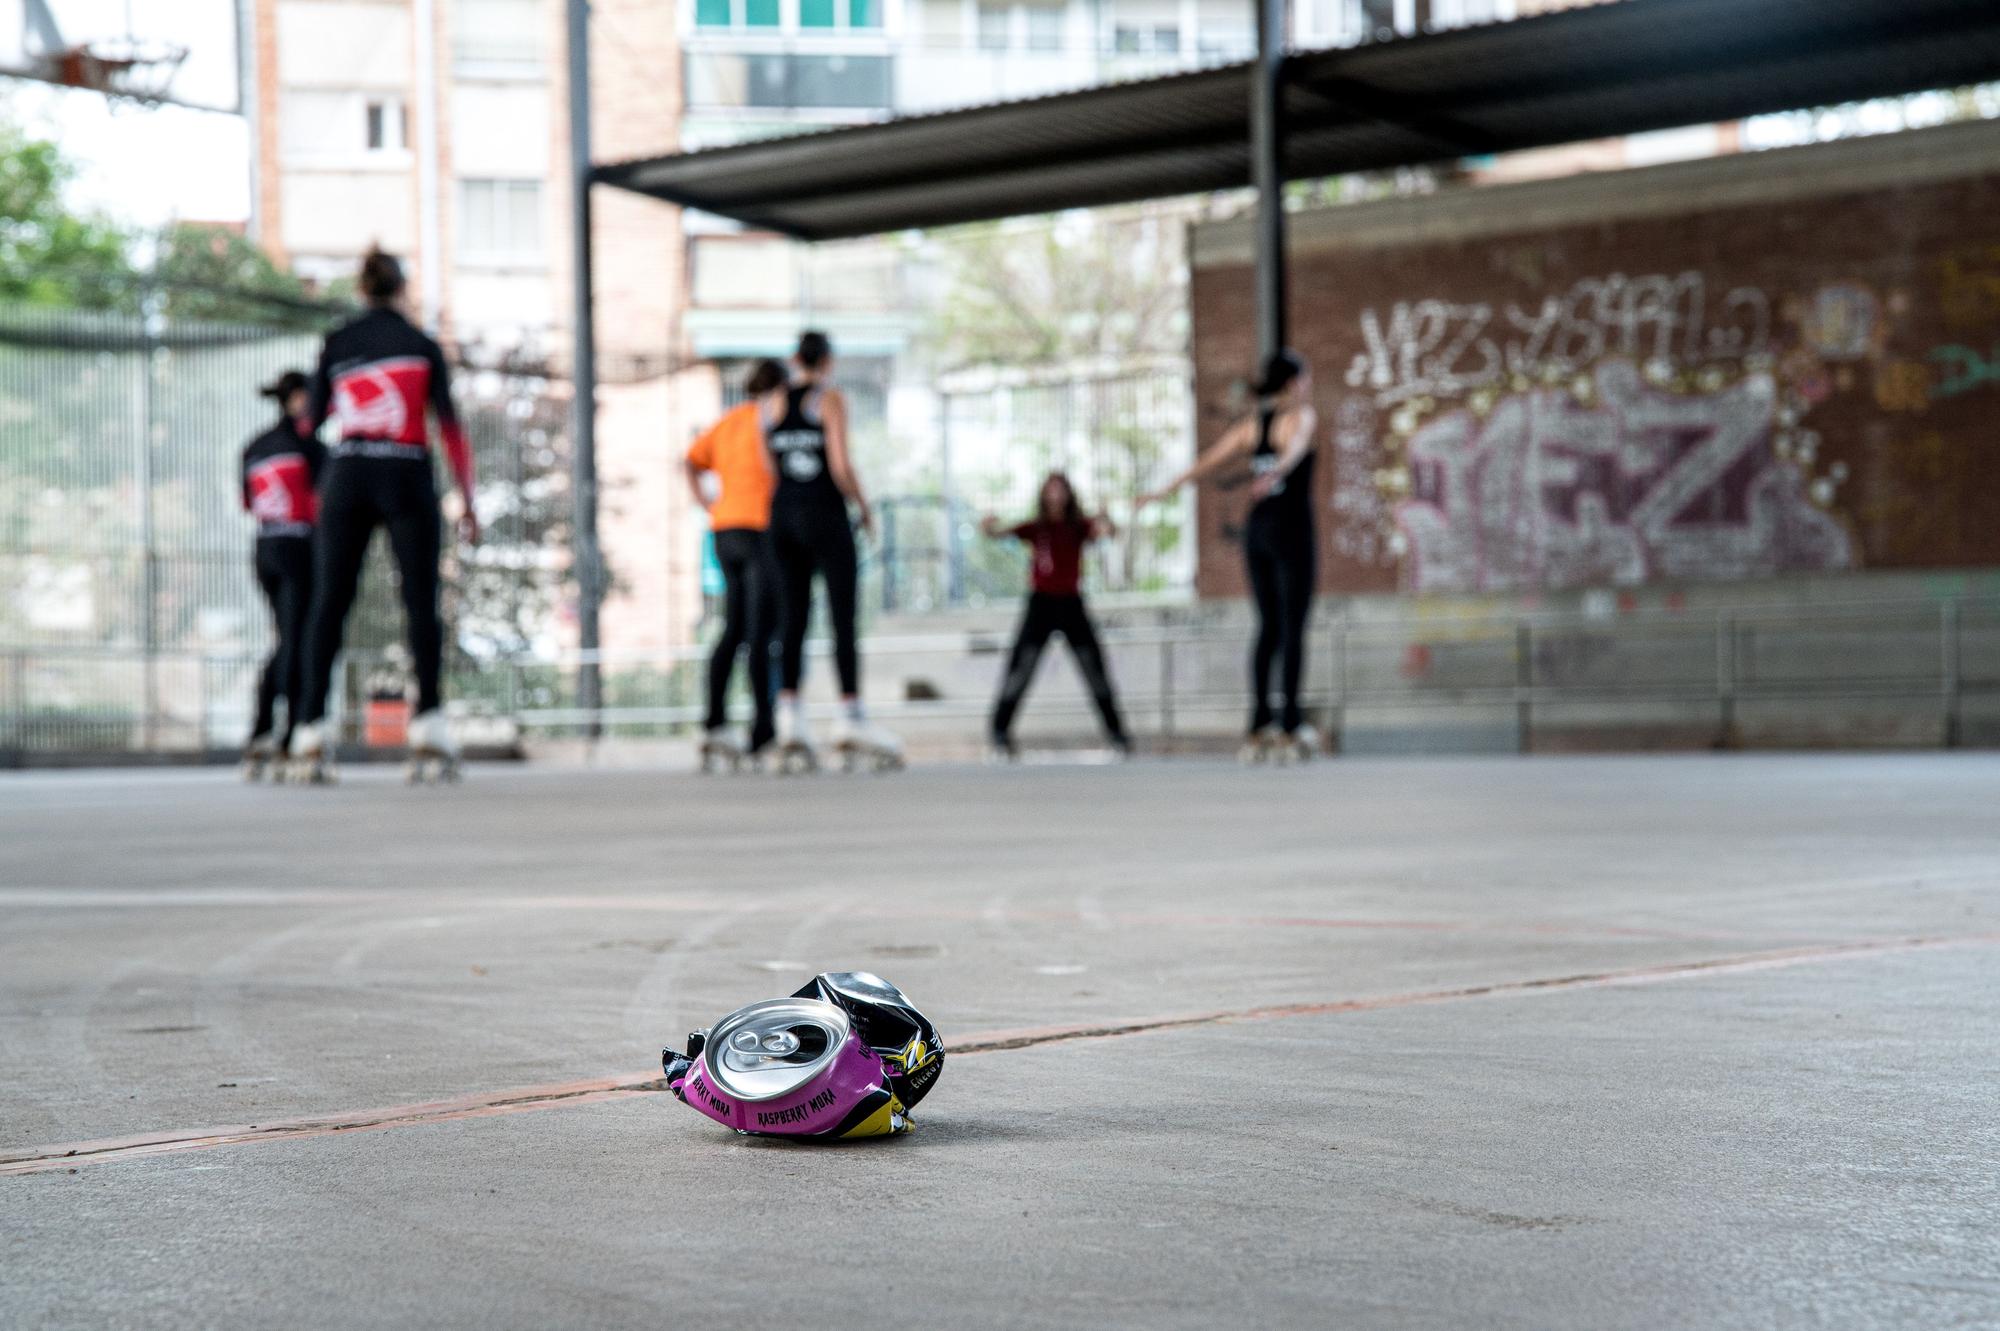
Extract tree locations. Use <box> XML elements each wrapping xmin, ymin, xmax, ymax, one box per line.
<box><xmin>920</xmin><ymin>205</ymin><xmax>1192</xmax><ymax>372</ymax></box>
<box><xmin>153</xmin><ymin>222</ymin><xmax>349</xmax><ymax>328</ymax></box>
<box><xmin>0</xmin><ymin>121</ymin><xmax>133</xmax><ymax>306</ymax></box>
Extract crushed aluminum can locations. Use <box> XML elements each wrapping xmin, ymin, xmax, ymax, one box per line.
<box><xmin>662</xmin><ymin>972</ymin><xmax>943</xmax><ymax>1139</ymax></box>
<box><xmin>791</xmin><ymin>971</ymin><xmax>944</xmax><ymax>1112</ymax></box>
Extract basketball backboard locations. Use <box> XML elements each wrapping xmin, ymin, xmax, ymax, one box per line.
<box><xmin>0</xmin><ymin>0</ymin><xmax>241</xmax><ymax>112</ymax></box>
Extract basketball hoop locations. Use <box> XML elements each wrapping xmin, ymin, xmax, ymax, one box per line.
<box><xmin>45</xmin><ymin>37</ymin><xmax>188</xmax><ymax>110</ymax></box>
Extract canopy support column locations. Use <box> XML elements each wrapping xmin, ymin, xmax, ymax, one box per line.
<box><xmin>566</xmin><ymin>0</ymin><xmax>603</xmax><ymax>728</ymax></box>
<box><xmin>1251</xmin><ymin>0</ymin><xmax>1289</xmax><ymax>362</ymax></box>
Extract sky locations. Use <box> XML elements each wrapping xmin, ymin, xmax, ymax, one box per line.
<box><xmin>4</xmin><ymin>0</ymin><xmax>250</xmax><ymax>228</ymax></box>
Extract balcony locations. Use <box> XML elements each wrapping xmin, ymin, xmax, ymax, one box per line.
<box><xmin>683</xmin><ymin>48</ymin><xmax>893</xmax><ymax>116</ymax></box>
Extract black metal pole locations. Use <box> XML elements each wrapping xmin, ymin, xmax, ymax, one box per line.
<box><xmin>1251</xmin><ymin>0</ymin><xmax>1289</xmax><ymax>363</ymax></box>
<box><xmin>566</xmin><ymin>0</ymin><xmax>603</xmax><ymax>730</ymax></box>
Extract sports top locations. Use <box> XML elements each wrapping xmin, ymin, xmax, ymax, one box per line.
<box><xmin>766</xmin><ymin>384</ymin><xmax>843</xmax><ymax>509</ymax></box>
<box><xmin>1248</xmin><ymin>406</ymin><xmax>1315</xmax><ymax>528</ymax></box>
<box><xmin>304</xmin><ymin>307</ymin><xmax>474</xmax><ymax>497</ymax></box>
<box><xmin>1002</xmin><ymin>519</ymin><xmax>1087</xmax><ymax>597</ymax></box>
<box><xmin>686</xmin><ymin>401</ymin><xmax>774</xmax><ymax>532</ymax></box>
<box><xmin>241</xmin><ymin>417</ymin><xmax>328</xmax><ymax>537</ymax></box>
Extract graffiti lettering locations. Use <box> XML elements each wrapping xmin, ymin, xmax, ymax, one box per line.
<box><xmin>1927</xmin><ymin>344</ymin><xmax>2000</xmax><ymax>399</ymax></box>
<box><xmin>1346</xmin><ymin>272</ymin><xmax>1771</xmax><ymax>406</ymax></box>
<box><xmin>1394</xmin><ymin>362</ymin><xmax>1853</xmax><ymax>592</ymax></box>
<box><xmin>1328</xmin><ymin>397</ymin><xmax>1388</xmax><ymax>563</ymax></box>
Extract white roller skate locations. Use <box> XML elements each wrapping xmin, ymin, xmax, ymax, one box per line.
<box><xmin>241</xmin><ymin>732</ymin><xmax>278</xmax><ymax>782</ymax></box>
<box><xmin>773</xmin><ymin>704</ymin><xmax>819</xmax><ymax>776</ymax></box>
<box><xmin>833</xmin><ymin>713</ymin><xmax>904</xmax><ymax>774</ymax></box>
<box><xmin>986</xmin><ymin>735</ymin><xmax>1019</xmax><ymax>765</ymax></box>
<box><xmin>404</xmin><ymin>709</ymin><xmax>461</xmax><ymax>784</ymax></box>
<box><xmin>1277</xmin><ymin>723</ymin><xmax>1321</xmax><ymax>765</ymax></box>
<box><xmin>698</xmin><ymin>726</ymin><xmax>748</xmax><ymax>775</ymax></box>
<box><xmin>1238</xmin><ymin>726</ymin><xmax>1280</xmax><ymax>765</ymax></box>
<box><xmin>286</xmin><ymin>721</ymin><xmax>337</xmax><ymax>785</ymax></box>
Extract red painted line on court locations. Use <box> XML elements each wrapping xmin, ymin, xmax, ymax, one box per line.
<box><xmin>5</xmin><ymin>932</ymin><xmax>1990</xmax><ymax>1176</ymax></box>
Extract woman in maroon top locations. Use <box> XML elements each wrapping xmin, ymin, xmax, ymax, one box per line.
<box><xmin>980</xmin><ymin>472</ymin><xmax>1131</xmax><ymax>759</ymax></box>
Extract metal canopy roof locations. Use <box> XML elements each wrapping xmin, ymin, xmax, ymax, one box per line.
<box><xmin>596</xmin><ymin>0</ymin><xmax>2000</xmax><ymax>240</ymax></box>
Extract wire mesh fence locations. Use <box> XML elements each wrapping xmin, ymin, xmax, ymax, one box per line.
<box><xmin>0</xmin><ymin>302</ymin><xmax>568</xmax><ymax>754</ymax></box>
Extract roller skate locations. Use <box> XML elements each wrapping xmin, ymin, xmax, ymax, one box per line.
<box><xmin>286</xmin><ymin>721</ymin><xmax>337</xmax><ymax>785</ymax></box>
<box><xmin>1276</xmin><ymin>723</ymin><xmax>1321</xmax><ymax>765</ymax></box>
<box><xmin>1238</xmin><ymin>726</ymin><xmax>1280</xmax><ymax>765</ymax></box>
<box><xmin>404</xmin><ymin>709</ymin><xmax>461</xmax><ymax>784</ymax></box>
<box><xmin>833</xmin><ymin>713</ymin><xmax>904</xmax><ymax>774</ymax></box>
<box><xmin>241</xmin><ymin>732</ymin><xmax>278</xmax><ymax>782</ymax></box>
<box><xmin>773</xmin><ymin>705</ymin><xmax>819</xmax><ymax>776</ymax></box>
<box><xmin>986</xmin><ymin>734</ymin><xmax>1019</xmax><ymax>765</ymax></box>
<box><xmin>698</xmin><ymin>726</ymin><xmax>748</xmax><ymax>774</ymax></box>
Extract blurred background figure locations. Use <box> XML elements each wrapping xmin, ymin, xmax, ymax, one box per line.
<box><xmin>238</xmin><ymin>369</ymin><xmax>323</xmax><ymax>779</ymax></box>
<box><xmin>686</xmin><ymin>357</ymin><xmax>788</xmax><ymax>771</ymax></box>
<box><xmin>764</xmin><ymin>330</ymin><xmax>901</xmax><ymax>773</ymax></box>
<box><xmin>1141</xmin><ymin>350</ymin><xmax>1319</xmax><ymax>764</ymax></box>
<box><xmin>288</xmin><ymin>249</ymin><xmax>479</xmax><ymax>783</ymax></box>
<box><xmin>981</xmin><ymin>473</ymin><xmax>1131</xmax><ymax>761</ymax></box>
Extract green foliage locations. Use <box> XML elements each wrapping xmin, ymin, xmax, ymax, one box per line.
<box><xmin>153</xmin><ymin>223</ymin><xmax>350</xmax><ymax>328</ymax></box>
<box><xmin>0</xmin><ymin>122</ymin><xmax>134</xmax><ymax>307</ymax></box>
<box><xmin>922</xmin><ymin>210</ymin><xmax>1188</xmax><ymax>371</ymax></box>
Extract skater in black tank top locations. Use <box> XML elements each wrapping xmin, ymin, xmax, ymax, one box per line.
<box><xmin>1139</xmin><ymin>350</ymin><xmax>1320</xmax><ymax>760</ymax></box>
<box><xmin>760</xmin><ymin>331</ymin><xmax>900</xmax><ymax>768</ymax></box>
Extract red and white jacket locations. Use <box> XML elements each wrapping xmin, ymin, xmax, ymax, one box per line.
<box><xmin>303</xmin><ymin>307</ymin><xmax>475</xmax><ymax>499</ymax></box>
<box><xmin>241</xmin><ymin>418</ymin><xmax>328</xmax><ymax>537</ymax></box>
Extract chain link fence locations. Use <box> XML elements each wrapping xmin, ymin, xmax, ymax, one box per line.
<box><xmin>0</xmin><ymin>303</ymin><xmax>568</xmax><ymax>757</ymax></box>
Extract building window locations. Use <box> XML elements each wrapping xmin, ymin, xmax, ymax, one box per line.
<box><xmin>849</xmin><ymin>0</ymin><xmax>881</xmax><ymax>27</ymax></box>
<box><xmin>696</xmin><ymin>0</ymin><xmax>731</xmax><ymax>26</ymax></box>
<box><xmin>1024</xmin><ymin>5</ymin><xmax>1062</xmax><ymax>51</ymax></box>
<box><xmin>458</xmin><ymin>179</ymin><xmax>543</xmax><ymax>260</ymax></box>
<box><xmin>745</xmin><ymin>0</ymin><xmax>780</xmax><ymax>24</ymax></box>
<box><xmin>801</xmin><ymin>0</ymin><xmax>834</xmax><ymax>26</ymax></box>
<box><xmin>1113</xmin><ymin>24</ymin><xmax>1179</xmax><ymax>54</ymax></box>
<box><xmin>977</xmin><ymin>2</ymin><xmax>1010</xmax><ymax>50</ymax></box>
<box><xmin>365</xmin><ymin>98</ymin><xmax>405</xmax><ymax>152</ymax></box>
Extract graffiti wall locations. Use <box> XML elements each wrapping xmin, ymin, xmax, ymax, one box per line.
<box><xmin>1188</xmin><ymin>134</ymin><xmax>2000</xmax><ymax>598</ymax></box>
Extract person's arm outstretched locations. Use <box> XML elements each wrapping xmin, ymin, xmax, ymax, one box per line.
<box><xmin>1134</xmin><ymin>415</ymin><xmax>1257</xmax><ymax>511</ymax></box>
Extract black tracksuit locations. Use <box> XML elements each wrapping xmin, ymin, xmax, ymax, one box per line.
<box><xmin>295</xmin><ymin>309</ymin><xmax>473</xmax><ymax>724</ymax></box>
<box><xmin>240</xmin><ymin>417</ymin><xmax>327</xmax><ymax>745</ymax></box>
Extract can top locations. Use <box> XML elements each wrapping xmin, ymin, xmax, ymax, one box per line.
<box><xmin>703</xmin><ymin>997</ymin><xmax>853</xmax><ymax>1102</ymax></box>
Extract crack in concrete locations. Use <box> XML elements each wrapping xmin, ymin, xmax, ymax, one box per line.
<box><xmin>5</xmin><ymin>933</ymin><xmax>1990</xmax><ymax>1176</ymax></box>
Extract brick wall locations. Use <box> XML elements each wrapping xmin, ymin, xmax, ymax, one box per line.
<box><xmin>1188</xmin><ymin>120</ymin><xmax>2000</xmax><ymax>599</ymax></box>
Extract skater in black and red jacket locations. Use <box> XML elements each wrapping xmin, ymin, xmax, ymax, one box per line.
<box><xmin>288</xmin><ymin>249</ymin><xmax>479</xmax><ymax>776</ymax></box>
<box><xmin>981</xmin><ymin>472</ymin><xmax>1132</xmax><ymax>760</ymax></box>
<box><xmin>239</xmin><ymin>369</ymin><xmax>325</xmax><ymax>776</ymax></box>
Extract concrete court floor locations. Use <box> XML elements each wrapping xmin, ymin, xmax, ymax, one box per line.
<box><xmin>0</xmin><ymin>753</ymin><xmax>1996</xmax><ymax>1329</ymax></box>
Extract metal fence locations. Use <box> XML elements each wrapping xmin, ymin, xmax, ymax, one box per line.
<box><xmin>0</xmin><ymin>303</ymin><xmax>565</xmax><ymax>754</ymax></box>
<box><xmin>885</xmin><ymin>362</ymin><xmax>1194</xmax><ymax>615</ymax></box>
<box><xmin>315</xmin><ymin>593</ymin><xmax>1998</xmax><ymax>752</ymax></box>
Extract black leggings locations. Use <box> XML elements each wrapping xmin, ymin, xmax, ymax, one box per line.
<box><xmin>991</xmin><ymin>592</ymin><xmax>1128</xmax><ymax>744</ymax></box>
<box><xmin>771</xmin><ymin>502</ymin><xmax>860</xmax><ymax>697</ymax></box>
<box><xmin>707</xmin><ymin>527</ymin><xmax>780</xmax><ymax>747</ymax></box>
<box><xmin>1245</xmin><ymin>516</ymin><xmax>1316</xmax><ymax>733</ymax></box>
<box><xmin>251</xmin><ymin>534</ymin><xmax>314</xmax><ymax>745</ymax></box>
<box><xmin>299</xmin><ymin>456</ymin><xmax>443</xmax><ymax>724</ymax></box>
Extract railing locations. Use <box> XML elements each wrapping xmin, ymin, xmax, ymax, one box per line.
<box><xmin>6</xmin><ymin>595</ymin><xmax>1996</xmax><ymax>759</ymax></box>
